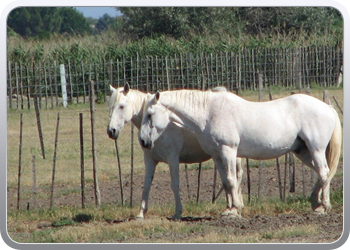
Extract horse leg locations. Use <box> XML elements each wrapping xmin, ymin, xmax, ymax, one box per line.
<box><xmin>219</xmin><ymin>146</ymin><xmax>242</xmax><ymax>217</ymax></box>
<box><xmin>136</xmin><ymin>154</ymin><xmax>158</xmax><ymax>219</ymax></box>
<box><xmin>236</xmin><ymin>158</ymin><xmax>244</xmax><ymax>208</ymax></box>
<box><xmin>168</xmin><ymin>157</ymin><xmax>182</xmax><ymax>220</ymax></box>
<box><xmin>311</xmin><ymin>150</ymin><xmax>331</xmax><ymax>213</ymax></box>
<box><xmin>212</xmin><ymin>158</ymin><xmax>233</xmax><ymax>211</ymax></box>
<box><xmin>293</xmin><ymin>146</ymin><xmax>330</xmax><ymax>213</ymax></box>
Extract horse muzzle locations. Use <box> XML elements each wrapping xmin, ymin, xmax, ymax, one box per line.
<box><xmin>139</xmin><ymin>138</ymin><xmax>152</xmax><ymax>149</ymax></box>
<box><xmin>107</xmin><ymin>126</ymin><xmax>119</xmax><ymax>139</ymax></box>
<box><xmin>139</xmin><ymin>133</ymin><xmax>152</xmax><ymax>149</ymax></box>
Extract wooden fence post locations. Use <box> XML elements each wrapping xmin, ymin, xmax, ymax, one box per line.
<box><xmin>50</xmin><ymin>113</ymin><xmax>60</xmax><ymax>210</ymax></box>
<box><xmin>8</xmin><ymin>61</ymin><xmax>13</xmax><ymax>109</ymax></box>
<box><xmin>130</xmin><ymin>124</ymin><xmax>134</xmax><ymax>207</ymax></box>
<box><xmin>32</xmin><ymin>155</ymin><xmax>37</xmax><ymax>210</ymax></box>
<box><xmin>79</xmin><ymin>113</ymin><xmax>85</xmax><ymax>209</ymax></box>
<box><xmin>34</xmin><ymin>95</ymin><xmax>45</xmax><ymax>159</ymax></box>
<box><xmin>333</xmin><ymin>96</ymin><xmax>343</xmax><ymax>115</ymax></box>
<box><xmin>246</xmin><ymin>158</ymin><xmax>251</xmax><ymax>204</ymax></box>
<box><xmin>17</xmin><ymin>114</ymin><xmax>23</xmax><ymax>210</ymax></box>
<box><xmin>212</xmin><ymin>165</ymin><xmax>217</xmax><ymax>204</ymax></box>
<box><xmin>302</xmin><ymin>163</ymin><xmax>306</xmax><ymax>197</ymax></box>
<box><xmin>283</xmin><ymin>154</ymin><xmax>288</xmax><ymax>202</ymax></box>
<box><xmin>115</xmin><ymin>140</ymin><xmax>124</xmax><ymax>205</ymax></box>
<box><xmin>59</xmin><ymin>64</ymin><xmax>68</xmax><ymax>108</ymax></box>
<box><xmin>89</xmin><ymin>81</ymin><xmax>101</xmax><ymax>207</ymax></box>
<box><xmin>185</xmin><ymin>164</ymin><xmax>190</xmax><ymax>200</ymax></box>
<box><xmin>196</xmin><ymin>163</ymin><xmax>202</xmax><ymax>203</ymax></box>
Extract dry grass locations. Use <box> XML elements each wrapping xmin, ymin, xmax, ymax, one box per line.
<box><xmin>7</xmin><ymin>87</ymin><xmax>343</xmax><ymax>243</ymax></box>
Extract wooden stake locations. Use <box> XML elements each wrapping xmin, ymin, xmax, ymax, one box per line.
<box><xmin>196</xmin><ymin>163</ymin><xmax>202</xmax><ymax>203</ymax></box>
<box><xmin>34</xmin><ymin>95</ymin><xmax>45</xmax><ymax>159</ymax></box>
<box><xmin>333</xmin><ymin>96</ymin><xmax>343</xmax><ymax>115</ymax></box>
<box><xmin>32</xmin><ymin>155</ymin><xmax>37</xmax><ymax>209</ymax></box>
<box><xmin>246</xmin><ymin>158</ymin><xmax>251</xmax><ymax>204</ymax></box>
<box><xmin>212</xmin><ymin>165</ymin><xmax>217</xmax><ymax>204</ymax></box>
<box><xmin>130</xmin><ymin>124</ymin><xmax>134</xmax><ymax>207</ymax></box>
<box><xmin>114</xmin><ymin>140</ymin><xmax>124</xmax><ymax>205</ymax></box>
<box><xmin>185</xmin><ymin>164</ymin><xmax>190</xmax><ymax>200</ymax></box>
<box><xmin>89</xmin><ymin>81</ymin><xmax>101</xmax><ymax>207</ymax></box>
<box><xmin>50</xmin><ymin>113</ymin><xmax>60</xmax><ymax>209</ymax></box>
<box><xmin>17</xmin><ymin>114</ymin><xmax>23</xmax><ymax>210</ymax></box>
<box><xmin>79</xmin><ymin>113</ymin><xmax>85</xmax><ymax>209</ymax></box>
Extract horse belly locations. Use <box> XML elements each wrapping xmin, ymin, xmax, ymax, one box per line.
<box><xmin>237</xmin><ymin>144</ymin><xmax>290</xmax><ymax>160</ymax></box>
<box><xmin>237</xmin><ymin>133</ymin><xmax>299</xmax><ymax>160</ymax></box>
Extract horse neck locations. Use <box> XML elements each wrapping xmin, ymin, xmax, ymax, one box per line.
<box><xmin>162</xmin><ymin>90</ymin><xmax>209</xmax><ymax>133</ymax></box>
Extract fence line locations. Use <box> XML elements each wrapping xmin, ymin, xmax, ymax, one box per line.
<box><xmin>7</xmin><ymin>45</ymin><xmax>343</xmax><ymax>110</ymax></box>
<box><xmin>8</xmin><ymin>88</ymin><xmax>341</xmax><ymax>211</ymax></box>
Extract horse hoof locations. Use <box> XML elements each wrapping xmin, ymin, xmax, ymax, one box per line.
<box><xmin>172</xmin><ymin>215</ymin><xmax>182</xmax><ymax>221</ymax></box>
<box><xmin>221</xmin><ymin>208</ymin><xmax>241</xmax><ymax>218</ymax></box>
<box><xmin>313</xmin><ymin>205</ymin><xmax>326</xmax><ymax>214</ymax></box>
<box><xmin>135</xmin><ymin>214</ymin><xmax>145</xmax><ymax>220</ymax></box>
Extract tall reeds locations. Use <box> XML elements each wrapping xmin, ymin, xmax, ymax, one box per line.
<box><xmin>7</xmin><ymin>28</ymin><xmax>343</xmax><ymax>65</ymax></box>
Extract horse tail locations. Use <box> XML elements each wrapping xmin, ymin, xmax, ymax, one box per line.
<box><xmin>326</xmin><ymin>107</ymin><xmax>342</xmax><ymax>182</ymax></box>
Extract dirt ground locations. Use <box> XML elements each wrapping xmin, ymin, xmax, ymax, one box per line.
<box><xmin>7</xmin><ymin>162</ymin><xmax>344</xmax><ymax>243</ymax></box>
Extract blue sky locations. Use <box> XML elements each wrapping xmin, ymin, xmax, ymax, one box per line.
<box><xmin>75</xmin><ymin>7</ymin><xmax>121</xmax><ymax>19</ymax></box>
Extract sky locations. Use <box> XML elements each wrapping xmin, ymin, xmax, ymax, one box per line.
<box><xmin>75</xmin><ymin>7</ymin><xmax>121</xmax><ymax>19</ymax></box>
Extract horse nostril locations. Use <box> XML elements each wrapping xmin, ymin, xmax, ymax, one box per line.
<box><xmin>107</xmin><ymin>127</ymin><xmax>118</xmax><ymax>138</ymax></box>
<box><xmin>140</xmin><ymin>139</ymin><xmax>146</xmax><ymax>148</ymax></box>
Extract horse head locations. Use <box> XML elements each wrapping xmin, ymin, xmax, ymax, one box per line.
<box><xmin>107</xmin><ymin>83</ymin><xmax>134</xmax><ymax>139</ymax></box>
<box><xmin>139</xmin><ymin>91</ymin><xmax>185</xmax><ymax>148</ymax></box>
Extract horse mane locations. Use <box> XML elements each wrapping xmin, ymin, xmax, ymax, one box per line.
<box><xmin>161</xmin><ymin>89</ymin><xmax>211</xmax><ymax>114</ymax></box>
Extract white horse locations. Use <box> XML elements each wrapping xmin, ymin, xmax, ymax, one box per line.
<box><xmin>107</xmin><ymin>84</ymin><xmax>243</xmax><ymax>220</ymax></box>
<box><xmin>139</xmin><ymin>89</ymin><xmax>342</xmax><ymax>216</ymax></box>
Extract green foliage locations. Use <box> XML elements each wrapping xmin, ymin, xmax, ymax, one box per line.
<box><xmin>117</xmin><ymin>7</ymin><xmax>342</xmax><ymax>39</ymax></box>
<box><xmin>7</xmin><ymin>7</ymin><xmax>92</xmax><ymax>38</ymax></box>
<box><xmin>6</xmin><ymin>7</ymin><xmax>343</xmax><ymax>65</ymax></box>
<box><xmin>118</xmin><ymin>7</ymin><xmax>238</xmax><ymax>39</ymax></box>
<box><xmin>52</xmin><ymin>217</ymin><xmax>77</xmax><ymax>227</ymax></box>
<box><xmin>95</xmin><ymin>14</ymin><xmax>117</xmax><ymax>33</ymax></box>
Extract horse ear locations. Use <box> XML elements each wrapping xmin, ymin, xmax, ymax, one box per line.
<box><xmin>170</xmin><ymin>113</ymin><xmax>184</xmax><ymax>128</ymax></box>
<box><xmin>124</xmin><ymin>83</ymin><xmax>130</xmax><ymax>94</ymax></box>
<box><xmin>155</xmin><ymin>91</ymin><xmax>160</xmax><ymax>101</ymax></box>
<box><xmin>110</xmin><ymin>85</ymin><xmax>116</xmax><ymax>94</ymax></box>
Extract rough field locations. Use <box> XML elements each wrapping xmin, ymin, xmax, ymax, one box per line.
<box><xmin>7</xmin><ymin>88</ymin><xmax>344</xmax><ymax>244</ymax></box>
<box><xmin>7</xmin><ymin>162</ymin><xmax>344</xmax><ymax>244</ymax></box>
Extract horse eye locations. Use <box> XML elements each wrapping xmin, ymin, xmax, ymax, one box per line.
<box><xmin>119</xmin><ymin>105</ymin><xmax>124</xmax><ymax>110</ymax></box>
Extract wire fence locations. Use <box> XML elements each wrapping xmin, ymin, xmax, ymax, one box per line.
<box><xmin>7</xmin><ymin>45</ymin><xmax>343</xmax><ymax>213</ymax></box>
<box><xmin>9</xmin><ymin>101</ymin><xmax>342</xmax><ymax>211</ymax></box>
<box><xmin>7</xmin><ymin>45</ymin><xmax>343</xmax><ymax>110</ymax></box>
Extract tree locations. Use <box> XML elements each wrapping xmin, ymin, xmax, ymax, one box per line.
<box><xmin>117</xmin><ymin>7</ymin><xmax>237</xmax><ymax>38</ymax></box>
<box><xmin>7</xmin><ymin>7</ymin><xmax>92</xmax><ymax>38</ymax></box>
<box><xmin>117</xmin><ymin>7</ymin><xmax>342</xmax><ymax>39</ymax></box>
<box><xmin>234</xmin><ymin>7</ymin><xmax>343</xmax><ymax>35</ymax></box>
<box><xmin>59</xmin><ymin>7</ymin><xmax>92</xmax><ymax>35</ymax></box>
<box><xmin>95</xmin><ymin>14</ymin><xmax>115</xmax><ymax>33</ymax></box>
